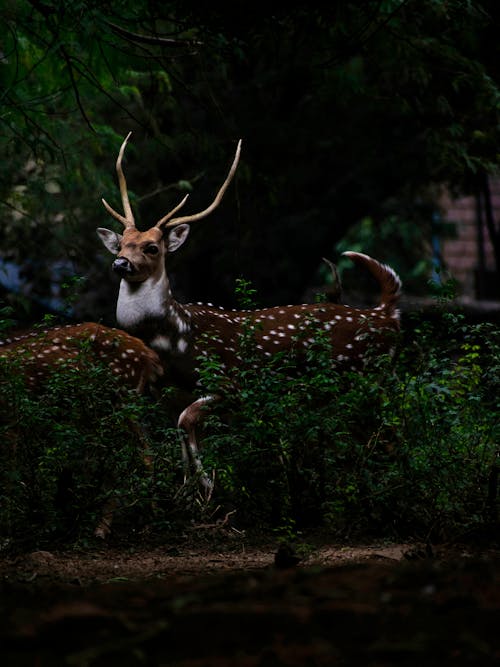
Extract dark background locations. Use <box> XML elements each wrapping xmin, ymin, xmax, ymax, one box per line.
<box><xmin>1</xmin><ymin>0</ymin><xmax>500</xmax><ymax>324</ymax></box>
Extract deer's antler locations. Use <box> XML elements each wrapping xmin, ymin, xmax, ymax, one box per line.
<box><xmin>161</xmin><ymin>139</ymin><xmax>242</xmax><ymax>229</ymax></box>
<box><xmin>102</xmin><ymin>135</ymin><xmax>241</xmax><ymax>231</ymax></box>
<box><xmin>155</xmin><ymin>194</ymin><xmax>190</xmax><ymax>228</ymax></box>
<box><xmin>102</xmin><ymin>132</ymin><xmax>136</xmax><ymax>229</ymax></box>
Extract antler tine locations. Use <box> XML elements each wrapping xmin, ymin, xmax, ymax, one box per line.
<box><xmin>102</xmin><ymin>132</ymin><xmax>135</xmax><ymax>229</ymax></box>
<box><xmin>155</xmin><ymin>194</ymin><xmax>191</xmax><ymax>229</ymax></box>
<box><xmin>163</xmin><ymin>139</ymin><xmax>242</xmax><ymax>228</ymax></box>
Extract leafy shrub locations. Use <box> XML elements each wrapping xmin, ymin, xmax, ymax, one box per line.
<box><xmin>0</xmin><ymin>333</ymin><xmax>182</xmax><ymax>550</ymax></box>
<box><xmin>1</xmin><ymin>286</ymin><xmax>498</xmax><ymax>549</ymax></box>
<box><xmin>196</xmin><ymin>281</ymin><xmax>500</xmax><ymax>541</ymax></box>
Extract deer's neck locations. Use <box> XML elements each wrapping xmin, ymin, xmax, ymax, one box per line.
<box><xmin>116</xmin><ymin>274</ymin><xmax>191</xmax><ymax>349</ymax></box>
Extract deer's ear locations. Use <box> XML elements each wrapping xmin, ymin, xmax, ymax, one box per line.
<box><xmin>167</xmin><ymin>224</ymin><xmax>190</xmax><ymax>253</ymax></box>
<box><xmin>97</xmin><ymin>228</ymin><xmax>122</xmax><ymax>254</ymax></box>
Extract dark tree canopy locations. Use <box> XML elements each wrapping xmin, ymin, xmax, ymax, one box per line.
<box><xmin>1</xmin><ymin>0</ymin><xmax>500</xmax><ymax>320</ymax></box>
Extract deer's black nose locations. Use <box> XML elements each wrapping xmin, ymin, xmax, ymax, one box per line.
<box><xmin>112</xmin><ymin>257</ymin><xmax>133</xmax><ymax>276</ymax></box>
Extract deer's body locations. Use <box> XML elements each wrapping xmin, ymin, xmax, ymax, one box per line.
<box><xmin>0</xmin><ymin>322</ymin><xmax>163</xmax><ymax>392</ymax></box>
<box><xmin>110</xmin><ymin>253</ymin><xmax>401</xmax><ymax>391</ymax></box>
<box><xmin>97</xmin><ymin>134</ymin><xmax>402</xmax><ymax>489</ymax></box>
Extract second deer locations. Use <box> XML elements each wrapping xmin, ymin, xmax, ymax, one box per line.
<box><xmin>97</xmin><ymin>135</ymin><xmax>402</xmax><ymax>491</ymax></box>
<box><xmin>1</xmin><ymin>322</ymin><xmax>163</xmax><ymax>536</ymax></box>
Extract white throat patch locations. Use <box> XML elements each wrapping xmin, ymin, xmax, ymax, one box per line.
<box><xmin>116</xmin><ymin>276</ymin><xmax>169</xmax><ymax>328</ymax></box>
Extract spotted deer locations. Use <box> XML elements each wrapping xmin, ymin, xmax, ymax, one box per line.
<box><xmin>97</xmin><ymin>134</ymin><xmax>402</xmax><ymax>491</ymax></box>
<box><xmin>0</xmin><ymin>322</ymin><xmax>163</xmax><ymax>392</ymax></box>
<box><xmin>0</xmin><ymin>322</ymin><xmax>163</xmax><ymax>536</ymax></box>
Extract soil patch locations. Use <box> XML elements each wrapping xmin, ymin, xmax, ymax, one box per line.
<box><xmin>1</xmin><ymin>538</ymin><xmax>499</xmax><ymax>665</ymax></box>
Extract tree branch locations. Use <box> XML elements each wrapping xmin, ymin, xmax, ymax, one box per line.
<box><xmin>59</xmin><ymin>45</ymin><xmax>94</xmax><ymax>132</ymax></box>
<box><xmin>105</xmin><ymin>20</ymin><xmax>203</xmax><ymax>49</ymax></box>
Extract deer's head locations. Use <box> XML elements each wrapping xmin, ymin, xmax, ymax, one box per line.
<box><xmin>97</xmin><ymin>133</ymin><xmax>241</xmax><ymax>283</ymax></box>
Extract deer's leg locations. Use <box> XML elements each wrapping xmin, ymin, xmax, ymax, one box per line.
<box><xmin>178</xmin><ymin>394</ymin><xmax>219</xmax><ymax>495</ymax></box>
<box><xmin>94</xmin><ymin>419</ymin><xmax>154</xmax><ymax>539</ymax></box>
<box><xmin>94</xmin><ymin>497</ymin><xmax>119</xmax><ymax>539</ymax></box>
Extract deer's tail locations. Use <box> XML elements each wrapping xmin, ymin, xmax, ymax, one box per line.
<box><xmin>342</xmin><ymin>251</ymin><xmax>402</xmax><ymax>318</ymax></box>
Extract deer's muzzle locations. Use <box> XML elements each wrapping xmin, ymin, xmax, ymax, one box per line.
<box><xmin>112</xmin><ymin>257</ymin><xmax>134</xmax><ymax>276</ymax></box>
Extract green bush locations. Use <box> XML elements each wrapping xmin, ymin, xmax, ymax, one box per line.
<box><xmin>196</xmin><ymin>282</ymin><xmax>500</xmax><ymax>541</ymax></box>
<box><xmin>0</xmin><ymin>337</ymin><xmax>182</xmax><ymax>550</ymax></box>
<box><xmin>1</xmin><ymin>291</ymin><xmax>498</xmax><ymax>549</ymax></box>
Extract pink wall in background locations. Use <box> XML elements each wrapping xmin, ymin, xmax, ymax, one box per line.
<box><xmin>440</xmin><ymin>180</ymin><xmax>498</xmax><ymax>299</ymax></box>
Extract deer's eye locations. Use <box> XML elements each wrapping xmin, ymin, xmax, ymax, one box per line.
<box><xmin>144</xmin><ymin>245</ymin><xmax>159</xmax><ymax>256</ymax></box>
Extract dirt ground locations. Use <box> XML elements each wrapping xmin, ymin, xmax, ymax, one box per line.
<box><xmin>1</xmin><ymin>531</ymin><xmax>500</xmax><ymax>666</ymax></box>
